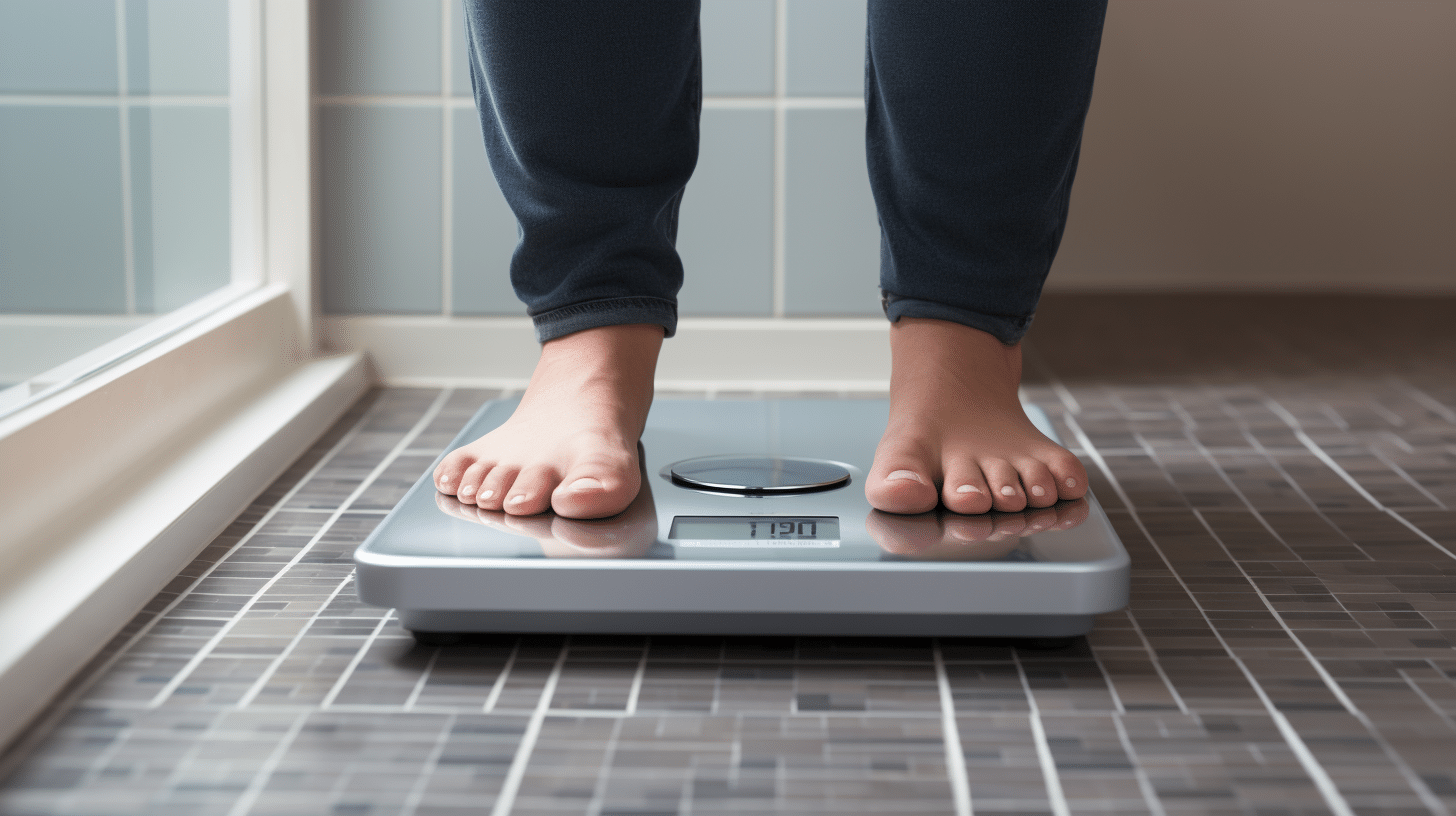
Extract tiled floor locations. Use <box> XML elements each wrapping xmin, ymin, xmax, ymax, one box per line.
<box><xmin>2</xmin><ymin>295</ymin><xmax>1455</xmax><ymax>816</ymax></box>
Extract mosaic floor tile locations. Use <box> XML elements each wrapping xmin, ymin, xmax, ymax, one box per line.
<box><xmin>4</xmin><ymin>296</ymin><xmax>1456</xmax><ymax>814</ymax></box>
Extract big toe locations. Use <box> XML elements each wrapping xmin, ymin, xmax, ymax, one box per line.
<box><xmin>551</xmin><ymin>455</ymin><xmax>641</xmax><ymax>520</ymax></box>
<box><xmin>867</xmin><ymin>447</ymin><xmax>939</xmax><ymax>515</ymax></box>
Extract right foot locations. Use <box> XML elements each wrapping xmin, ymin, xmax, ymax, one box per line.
<box><xmin>433</xmin><ymin>323</ymin><xmax>662</xmax><ymax>519</ymax></box>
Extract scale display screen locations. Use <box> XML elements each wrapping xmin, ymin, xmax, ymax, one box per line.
<box><xmin>670</xmin><ymin>516</ymin><xmax>840</xmax><ymax>547</ymax></box>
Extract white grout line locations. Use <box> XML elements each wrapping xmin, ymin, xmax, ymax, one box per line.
<box><xmin>1261</xmin><ymin>394</ymin><xmax>1456</xmax><ymax>561</ymax></box>
<box><xmin>1110</xmin><ymin>714</ymin><xmax>1169</xmax><ymax>816</ymax></box>
<box><xmin>1366</xmin><ymin>444</ymin><xmax>1447</xmax><ymax>509</ymax></box>
<box><xmin>482</xmin><ymin>639</ymin><xmax>520</xmax><ymax>713</ymax></box>
<box><xmin>1014</xmin><ymin>651</ymin><xmax>1071</xmax><ymax>816</ymax></box>
<box><xmin>1398</xmin><ymin>670</ymin><xmax>1456</xmax><ymax>734</ymax></box>
<box><xmin>404</xmin><ymin>646</ymin><xmax>442</xmax><ymax>712</ymax></box>
<box><xmin>582</xmin><ymin>717</ymin><xmax>627</xmax><ymax>816</ymax></box>
<box><xmin>115</xmin><ymin>0</ymin><xmax>136</xmax><ymax>315</ymax></box>
<box><xmin>233</xmin><ymin>570</ymin><xmax>360</xmax><ymax>708</ymax></box>
<box><xmin>226</xmin><ymin>711</ymin><xmax>310</xmax><ymax>816</ymax></box>
<box><xmin>145</xmin><ymin>389</ymin><xmax>455</xmax><ymax>707</ymax></box>
<box><xmin>932</xmin><ymin>640</ymin><xmax>973</xmax><ymax>816</ymax></box>
<box><xmin>1191</xmin><ymin>507</ymin><xmax>1453</xmax><ymax>816</ymax></box>
<box><xmin>704</xmin><ymin>96</ymin><xmax>863</xmax><ymax>109</ymax></box>
<box><xmin>0</xmin><ymin>94</ymin><xmax>230</xmax><ymax>106</ymax></box>
<box><xmin>771</xmin><ymin>0</ymin><xmax>789</xmax><ymax>318</ymax></box>
<box><xmin>1262</xmin><ymin>397</ymin><xmax>1387</xmax><ymax>510</ymax></box>
<box><xmin>320</xmin><ymin>611</ymin><xmax>395</xmax><ymax>708</ymax></box>
<box><xmin>1058</xmin><ymin>407</ymin><xmax>1358</xmax><ymax>816</ymax></box>
<box><xmin>440</xmin><ymin>0</ymin><xmax>454</xmax><ymax>318</ymax></box>
<box><xmin>309</xmin><ymin>93</ymin><xmax>861</xmax><ymax>110</ymax></box>
<box><xmin>400</xmin><ymin>712</ymin><xmax>458</xmax><ymax>816</ymax></box>
<box><xmin>84</xmin><ymin>699</ymin><xmax>1324</xmax><ymax>719</ymax></box>
<box><xmin>1175</xmin><ymin>396</ymin><xmax>1453</xmax><ymax>815</ymax></box>
<box><xmin>1088</xmin><ymin>648</ymin><xmax>1127</xmax><ymax>715</ymax></box>
<box><xmin>489</xmin><ymin>639</ymin><xmax>571</xmax><ymax>816</ymax></box>
<box><xmin>1392</xmin><ymin>377</ymin><xmax>1456</xmax><ymax>424</ymax></box>
<box><xmin>625</xmin><ymin>637</ymin><xmax>650</xmax><ymax>714</ymax></box>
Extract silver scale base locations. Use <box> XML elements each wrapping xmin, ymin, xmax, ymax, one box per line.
<box><xmin>354</xmin><ymin>398</ymin><xmax>1130</xmax><ymax>641</ymax></box>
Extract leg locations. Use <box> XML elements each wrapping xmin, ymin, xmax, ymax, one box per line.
<box><xmin>436</xmin><ymin>1</ymin><xmax>701</xmax><ymax>519</ymax></box>
<box><xmin>864</xmin><ymin>1</ymin><xmax>1107</xmax><ymax>514</ymax></box>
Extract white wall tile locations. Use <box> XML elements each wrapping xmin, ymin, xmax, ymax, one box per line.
<box><xmin>786</xmin><ymin>0</ymin><xmax>864</xmax><ymax>97</ymax></box>
<box><xmin>320</xmin><ymin>106</ymin><xmax>443</xmax><ymax>314</ymax></box>
<box><xmin>451</xmin><ymin>0</ymin><xmax>473</xmax><ymax>97</ymax></box>
<box><xmin>0</xmin><ymin>0</ymin><xmax>118</xmax><ymax>94</ymax></box>
<box><xmin>784</xmin><ymin>108</ymin><xmax>879</xmax><ymax>315</ymax></box>
<box><xmin>678</xmin><ymin>109</ymin><xmax>774</xmax><ymax>316</ymax></box>
<box><xmin>702</xmin><ymin>0</ymin><xmax>775</xmax><ymax>96</ymax></box>
<box><xmin>450</xmin><ymin>108</ymin><xmax>520</xmax><ymax>316</ymax></box>
<box><xmin>126</xmin><ymin>0</ymin><xmax>229</xmax><ymax>95</ymax></box>
<box><xmin>317</xmin><ymin>0</ymin><xmax>441</xmax><ymax>95</ymax></box>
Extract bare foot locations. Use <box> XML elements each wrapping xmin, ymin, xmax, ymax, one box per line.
<box><xmin>433</xmin><ymin>324</ymin><xmax>662</xmax><ymax>519</ymax></box>
<box><xmin>867</xmin><ymin>318</ymin><xmax>1089</xmax><ymax>515</ymax></box>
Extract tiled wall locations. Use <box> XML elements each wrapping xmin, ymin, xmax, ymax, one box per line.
<box><xmin>317</xmin><ymin>0</ymin><xmax>882</xmax><ymax>318</ymax></box>
<box><xmin>0</xmin><ymin>0</ymin><xmax>232</xmax><ymax>316</ymax></box>
<box><xmin>317</xmin><ymin>1</ymin><xmax>1456</xmax><ymax>320</ymax></box>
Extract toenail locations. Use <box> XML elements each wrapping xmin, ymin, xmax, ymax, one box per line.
<box><xmin>509</xmin><ymin>494</ymin><xmax>526</xmax><ymax>504</ymax></box>
<box><xmin>568</xmin><ymin>477</ymin><xmax>604</xmax><ymax>491</ymax></box>
<box><xmin>1031</xmin><ymin>485</ymin><xmax>1045</xmax><ymax>497</ymax></box>
<box><xmin>886</xmin><ymin>470</ymin><xmax>923</xmax><ymax>483</ymax></box>
<box><xmin>1000</xmin><ymin>485</ymin><xmax>1016</xmax><ymax>497</ymax></box>
<box><xmin>438</xmin><ymin>475</ymin><xmax>451</xmax><ymax>485</ymax></box>
<box><xmin>955</xmin><ymin>484</ymin><xmax>980</xmax><ymax>494</ymax></box>
<box><xmin>480</xmin><ymin>489</ymin><xmax>494</xmax><ymax>500</ymax></box>
<box><xmin>1065</xmin><ymin>477</ymin><xmax>1077</xmax><ymax>488</ymax></box>
<box><xmin>459</xmin><ymin>485</ymin><xmax>475</xmax><ymax>496</ymax></box>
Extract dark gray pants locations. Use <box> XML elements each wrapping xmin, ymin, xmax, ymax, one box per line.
<box><xmin>463</xmin><ymin>2</ymin><xmax>1107</xmax><ymax>343</ymax></box>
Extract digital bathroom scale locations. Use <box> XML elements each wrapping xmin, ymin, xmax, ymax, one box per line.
<box><xmin>354</xmin><ymin>398</ymin><xmax>1130</xmax><ymax>643</ymax></box>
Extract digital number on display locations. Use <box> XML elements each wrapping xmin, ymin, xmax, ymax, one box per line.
<box><xmin>669</xmin><ymin>516</ymin><xmax>840</xmax><ymax>547</ymax></box>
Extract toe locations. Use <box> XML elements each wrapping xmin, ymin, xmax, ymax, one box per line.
<box><xmin>476</xmin><ymin>466</ymin><xmax>515</xmax><ymax>511</ymax></box>
<box><xmin>435</xmin><ymin>452</ymin><xmax>472</xmax><ymax>495</ymax></box>
<box><xmin>503</xmin><ymin>466</ymin><xmax>557</xmax><ymax>516</ymax></box>
<box><xmin>866</xmin><ymin>459</ymin><xmax>940</xmax><ymax>515</ymax></box>
<box><xmin>552</xmin><ymin>463</ymin><xmax>640</xmax><ymax>519</ymax></box>
<box><xmin>941</xmin><ymin>460</ymin><xmax>994</xmax><ymax>515</ymax></box>
<box><xmin>980</xmin><ymin>458</ymin><xmax>1027</xmax><ymax>512</ymax></box>
<box><xmin>1045</xmin><ymin>449</ymin><xmax>1089</xmax><ymax>501</ymax></box>
<box><xmin>1014</xmin><ymin>459</ymin><xmax>1059</xmax><ymax>508</ymax></box>
<box><xmin>455</xmin><ymin>460</ymin><xmax>491</xmax><ymax>502</ymax></box>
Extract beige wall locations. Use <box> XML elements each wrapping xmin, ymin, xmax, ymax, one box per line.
<box><xmin>1052</xmin><ymin>1</ymin><xmax>1456</xmax><ymax>292</ymax></box>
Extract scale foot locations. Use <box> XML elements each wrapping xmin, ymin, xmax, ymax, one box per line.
<box><xmin>411</xmin><ymin>630</ymin><xmax>464</xmax><ymax>647</ymax></box>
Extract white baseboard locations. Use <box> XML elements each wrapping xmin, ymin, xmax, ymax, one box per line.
<box><xmin>322</xmin><ymin>315</ymin><xmax>894</xmax><ymax>391</ymax></box>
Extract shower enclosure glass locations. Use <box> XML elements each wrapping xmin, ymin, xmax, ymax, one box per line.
<box><xmin>0</xmin><ymin>0</ymin><xmax>240</xmax><ymax>415</ymax></box>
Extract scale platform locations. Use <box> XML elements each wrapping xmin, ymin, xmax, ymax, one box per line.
<box><xmin>354</xmin><ymin>398</ymin><xmax>1129</xmax><ymax>642</ymax></box>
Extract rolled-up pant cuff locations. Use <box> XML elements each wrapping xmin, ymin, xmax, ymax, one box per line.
<box><xmin>881</xmin><ymin>291</ymin><xmax>1032</xmax><ymax>345</ymax></box>
<box><xmin>532</xmin><ymin>296</ymin><xmax>678</xmax><ymax>343</ymax></box>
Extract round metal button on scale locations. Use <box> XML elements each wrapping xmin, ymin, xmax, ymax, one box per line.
<box><xmin>668</xmin><ymin>456</ymin><xmax>852</xmax><ymax>495</ymax></box>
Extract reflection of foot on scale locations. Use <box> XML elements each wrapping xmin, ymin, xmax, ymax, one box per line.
<box><xmin>354</xmin><ymin>399</ymin><xmax>1130</xmax><ymax>645</ymax></box>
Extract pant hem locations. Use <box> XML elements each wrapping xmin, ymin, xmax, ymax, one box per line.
<box><xmin>532</xmin><ymin>296</ymin><xmax>678</xmax><ymax>343</ymax></box>
<box><xmin>881</xmin><ymin>292</ymin><xmax>1032</xmax><ymax>345</ymax></box>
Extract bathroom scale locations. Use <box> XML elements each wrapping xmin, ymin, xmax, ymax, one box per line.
<box><xmin>354</xmin><ymin>398</ymin><xmax>1130</xmax><ymax>644</ymax></box>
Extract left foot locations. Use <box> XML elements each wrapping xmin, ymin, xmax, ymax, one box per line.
<box><xmin>866</xmin><ymin>318</ymin><xmax>1089</xmax><ymax>515</ymax></box>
